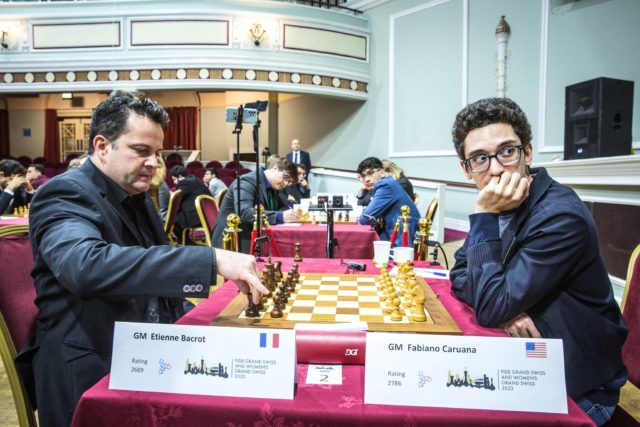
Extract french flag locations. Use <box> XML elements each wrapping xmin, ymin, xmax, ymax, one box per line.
<box><xmin>259</xmin><ymin>332</ymin><xmax>279</xmax><ymax>349</ymax></box>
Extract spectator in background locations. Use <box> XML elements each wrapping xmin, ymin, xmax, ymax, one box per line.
<box><xmin>27</xmin><ymin>163</ymin><xmax>49</xmax><ymax>190</ymax></box>
<box><xmin>286</xmin><ymin>138</ymin><xmax>312</xmax><ymax>178</ymax></box>
<box><xmin>382</xmin><ymin>159</ymin><xmax>414</xmax><ymax>201</ymax></box>
<box><xmin>67</xmin><ymin>153</ymin><xmax>88</xmax><ymax>170</ymax></box>
<box><xmin>203</xmin><ymin>167</ymin><xmax>227</xmax><ymax>201</ymax></box>
<box><xmin>0</xmin><ymin>159</ymin><xmax>33</xmax><ymax>214</ymax></box>
<box><xmin>169</xmin><ymin>165</ymin><xmax>212</xmax><ymax>239</ymax></box>
<box><xmin>149</xmin><ymin>154</ymin><xmax>170</xmax><ymax>220</ymax></box>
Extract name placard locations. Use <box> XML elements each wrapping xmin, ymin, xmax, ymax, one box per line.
<box><xmin>364</xmin><ymin>333</ymin><xmax>567</xmax><ymax>413</ymax></box>
<box><xmin>109</xmin><ymin>322</ymin><xmax>296</xmax><ymax>399</ymax></box>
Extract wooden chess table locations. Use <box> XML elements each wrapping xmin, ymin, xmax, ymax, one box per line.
<box><xmin>212</xmin><ymin>272</ymin><xmax>461</xmax><ymax>335</ymax></box>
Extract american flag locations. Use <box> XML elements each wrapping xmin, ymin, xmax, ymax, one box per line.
<box><xmin>525</xmin><ymin>342</ymin><xmax>547</xmax><ymax>358</ymax></box>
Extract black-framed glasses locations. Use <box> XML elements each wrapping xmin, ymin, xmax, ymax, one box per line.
<box><xmin>358</xmin><ymin>168</ymin><xmax>380</xmax><ymax>181</ymax></box>
<box><xmin>281</xmin><ymin>172</ymin><xmax>293</xmax><ymax>185</ymax></box>
<box><xmin>464</xmin><ymin>145</ymin><xmax>524</xmax><ymax>173</ymax></box>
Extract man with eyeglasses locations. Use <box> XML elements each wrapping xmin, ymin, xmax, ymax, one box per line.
<box><xmin>211</xmin><ymin>156</ymin><xmax>299</xmax><ymax>253</ymax></box>
<box><xmin>449</xmin><ymin>97</ymin><xmax>627</xmax><ymax>426</ymax></box>
<box><xmin>356</xmin><ymin>157</ymin><xmax>420</xmax><ymax>247</ymax></box>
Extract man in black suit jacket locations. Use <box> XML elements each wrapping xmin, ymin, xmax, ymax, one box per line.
<box><xmin>285</xmin><ymin>138</ymin><xmax>311</xmax><ymax>177</ymax></box>
<box><xmin>0</xmin><ymin>159</ymin><xmax>33</xmax><ymax>214</ymax></box>
<box><xmin>20</xmin><ymin>93</ymin><xmax>267</xmax><ymax>427</ymax></box>
<box><xmin>169</xmin><ymin>165</ymin><xmax>212</xmax><ymax>240</ymax></box>
<box><xmin>211</xmin><ymin>157</ymin><xmax>298</xmax><ymax>253</ymax></box>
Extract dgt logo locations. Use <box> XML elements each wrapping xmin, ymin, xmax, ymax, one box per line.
<box><xmin>345</xmin><ymin>348</ymin><xmax>359</xmax><ymax>356</ymax></box>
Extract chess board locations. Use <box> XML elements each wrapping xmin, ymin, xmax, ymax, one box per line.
<box><xmin>212</xmin><ymin>273</ymin><xmax>461</xmax><ymax>334</ymax></box>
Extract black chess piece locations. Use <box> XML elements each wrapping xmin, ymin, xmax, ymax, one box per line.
<box><xmin>245</xmin><ymin>293</ymin><xmax>260</xmax><ymax>317</ymax></box>
<box><xmin>270</xmin><ymin>294</ymin><xmax>283</xmax><ymax>318</ymax></box>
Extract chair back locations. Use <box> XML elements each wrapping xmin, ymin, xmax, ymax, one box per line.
<box><xmin>225</xmin><ymin>160</ymin><xmax>240</xmax><ymax>169</ymax></box>
<box><xmin>216</xmin><ymin>189</ymin><xmax>227</xmax><ymax>207</ymax></box>
<box><xmin>207</xmin><ymin>160</ymin><xmax>223</xmax><ymax>169</ymax></box>
<box><xmin>0</xmin><ymin>225</ymin><xmax>38</xmax><ymax>427</ymax></box>
<box><xmin>164</xmin><ymin>190</ymin><xmax>183</xmax><ymax>246</ymax></box>
<box><xmin>195</xmin><ymin>195</ymin><xmax>218</xmax><ymax>247</ymax></box>
<box><xmin>621</xmin><ymin>243</ymin><xmax>640</xmax><ymax>387</ymax></box>
<box><xmin>425</xmin><ymin>197</ymin><xmax>439</xmax><ymax>222</ymax></box>
<box><xmin>218</xmin><ymin>169</ymin><xmax>236</xmax><ymax>187</ymax></box>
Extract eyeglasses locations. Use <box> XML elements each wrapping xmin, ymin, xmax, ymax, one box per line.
<box><xmin>464</xmin><ymin>145</ymin><xmax>524</xmax><ymax>173</ymax></box>
<box><xmin>282</xmin><ymin>173</ymin><xmax>293</xmax><ymax>185</ymax></box>
<box><xmin>358</xmin><ymin>168</ymin><xmax>380</xmax><ymax>181</ymax></box>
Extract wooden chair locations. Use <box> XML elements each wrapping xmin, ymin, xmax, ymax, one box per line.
<box><xmin>216</xmin><ymin>189</ymin><xmax>227</xmax><ymax>208</ymax></box>
<box><xmin>163</xmin><ymin>190</ymin><xmax>183</xmax><ymax>246</ymax></box>
<box><xmin>182</xmin><ymin>194</ymin><xmax>218</xmax><ymax>247</ymax></box>
<box><xmin>0</xmin><ymin>225</ymin><xmax>38</xmax><ymax>427</ymax></box>
<box><xmin>608</xmin><ymin>243</ymin><xmax>640</xmax><ymax>426</ymax></box>
<box><xmin>425</xmin><ymin>197</ymin><xmax>439</xmax><ymax>223</ymax></box>
<box><xmin>181</xmin><ymin>194</ymin><xmax>218</xmax><ymax>247</ymax></box>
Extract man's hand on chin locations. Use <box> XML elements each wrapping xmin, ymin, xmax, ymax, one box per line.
<box><xmin>475</xmin><ymin>172</ymin><xmax>530</xmax><ymax>213</ymax></box>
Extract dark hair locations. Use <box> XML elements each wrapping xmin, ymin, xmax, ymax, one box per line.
<box><xmin>452</xmin><ymin>97</ymin><xmax>532</xmax><ymax>159</ymax></box>
<box><xmin>29</xmin><ymin>163</ymin><xmax>46</xmax><ymax>174</ymax></box>
<box><xmin>357</xmin><ymin>157</ymin><xmax>383</xmax><ymax>175</ymax></box>
<box><xmin>206</xmin><ymin>167</ymin><xmax>219</xmax><ymax>178</ymax></box>
<box><xmin>0</xmin><ymin>159</ymin><xmax>26</xmax><ymax>176</ymax></box>
<box><xmin>280</xmin><ymin>158</ymin><xmax>298</xmax><ymax>183</ymax></box>
<box><xmin>169</xmin><ymin>165</ymin><xmax>189</xmax><ymax>178</ymax></box>
<box><xmin>88</xmin><ymin>91</ymin><xmax>169</xmax><ymax>155</ymax></box>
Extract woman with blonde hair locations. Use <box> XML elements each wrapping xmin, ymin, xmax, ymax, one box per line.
<box><xmin>382</xmin><ymin>159</ymin><xmax>414</xmax><ymax>200</ymax></box>
<box><xmin>149</xmin><ymin>154</ymin><xmax>170</xmax><ymax>220</ymax></box>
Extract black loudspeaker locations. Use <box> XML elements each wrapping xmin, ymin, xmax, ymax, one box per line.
<box><xmin>564</xmin><ymin>77</ymin><xmax>634</xmax><ymax>160</ymax></box>
<box><xmin>332</xmin><ymin>195</ymin><xmax>344</xmax><ymax>208</ymax></box>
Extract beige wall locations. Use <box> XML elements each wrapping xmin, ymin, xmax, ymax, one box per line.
<box><xmin>8</xmin><ymin>110</ymin><xmax>45</xmax><ymax>159</ymax></box>
<box><xmin>277</xmin><ymin>94</ymin><xmax>363</xmax><ymax>167</ymax></box>
<box><xmin>199</xmin><ymin>91</ymin><xmax>271</xmax><ymax>162</ymax></box>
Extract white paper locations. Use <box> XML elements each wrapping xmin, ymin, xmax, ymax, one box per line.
<box><xmin>110</xmin><ymin>322</ymin><xmax>296</xmax><ymax>399</ymax></box>
<box><xmin>365</xmin><ymin>333</ymin><xmax>567</xmax><ymax>414</ymax></box>
<box><xmin>306</xmin><ymin>364</ymin><xmax>343</xmax><ymax>385</ymax></box>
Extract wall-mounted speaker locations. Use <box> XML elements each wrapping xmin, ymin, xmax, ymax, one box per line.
<box><xmin>564</xmin><ymin>77</ymin><xmax>634</xmax><ymax>160</ymax></box>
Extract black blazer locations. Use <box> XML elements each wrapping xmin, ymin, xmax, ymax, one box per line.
<box><xmin>22</xmin><ymin>160</ymin><xmax>214</xmax><ymax>426</ymax></box>
<box><xmin>286</xmin><ymin>150</ymin><xmax>312</xmax><ymax>175</ymax></box>
<box><xmin>175</xmin><ymin>176</ymin><xmax>212</xmax><ymax>233</ymax></box>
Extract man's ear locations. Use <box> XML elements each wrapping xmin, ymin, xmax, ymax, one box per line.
<box><xmin>459</xmin><ymin>160</ymin><xmax>472</xmax><ymax>180</ymax></box>
<box><xmin>523</xmin><ymin>144</ymin><xmax>533</xmax><ymax>166</ymax></box>
<box><xmin>92</xmin><ymin>135</ymin><xmax>110</xmax><ymax>159</ymax></box>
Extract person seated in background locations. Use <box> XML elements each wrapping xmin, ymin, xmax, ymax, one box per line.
<box><xmin>26</xmin><ymin>163</ymin><xmax>49</xmax><ymax>190</ymax></box>
<box><xmin>203</xmin><ymin>167</ymin><xmax>227</xmax><ymax>201</ymax></box>
<box><xmin>449</xmin><ymin>97</ymin><xmax>627</xmax><ymax>426</ymax></box>
<box><xmin>0</xmin><ymin>159</ymin><xmax>33</xmax><ymax>214</ymax></box>
<box><xmin>211</xmin><ymin>155</ymin><xmax>298</xmax><ymax>253</ymax></box>
<box><xmin>67</xmin><ymin>153</ymin><xmax>88</xmax><ymax>170</ymax></box>
<box><xmin>382</xmin><ymin>159</ymin><xmax>414</xmax><ymax>201</ymax></box>
<box><xmin>357</xmin><ymin>157</ymin><xmax>420</xmax><ymax>246</ymax></box>
<box><xmin>169</xmin><ymin>165</ymin><xmax>212</xmax><ymax>240</ymax></box>
<box><xmin>282</xmin><ymin>163</ymin><xmax>311</xmax><ymax>206</ymax></box>
<box><xmin>149</xmin><ymin>154</ymin><xmax>170</xmax><ymax>220</ymax></box>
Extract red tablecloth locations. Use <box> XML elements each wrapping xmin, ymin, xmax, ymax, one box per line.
<box><xmin>269</xmin><ymin>223</ymin><xmax>378</xmax><ymax>259</ymax></box>
<box><xmin>72</xmin><ymin>259</ymin><xmax>593</xmax><ymax>427</ymax></box>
